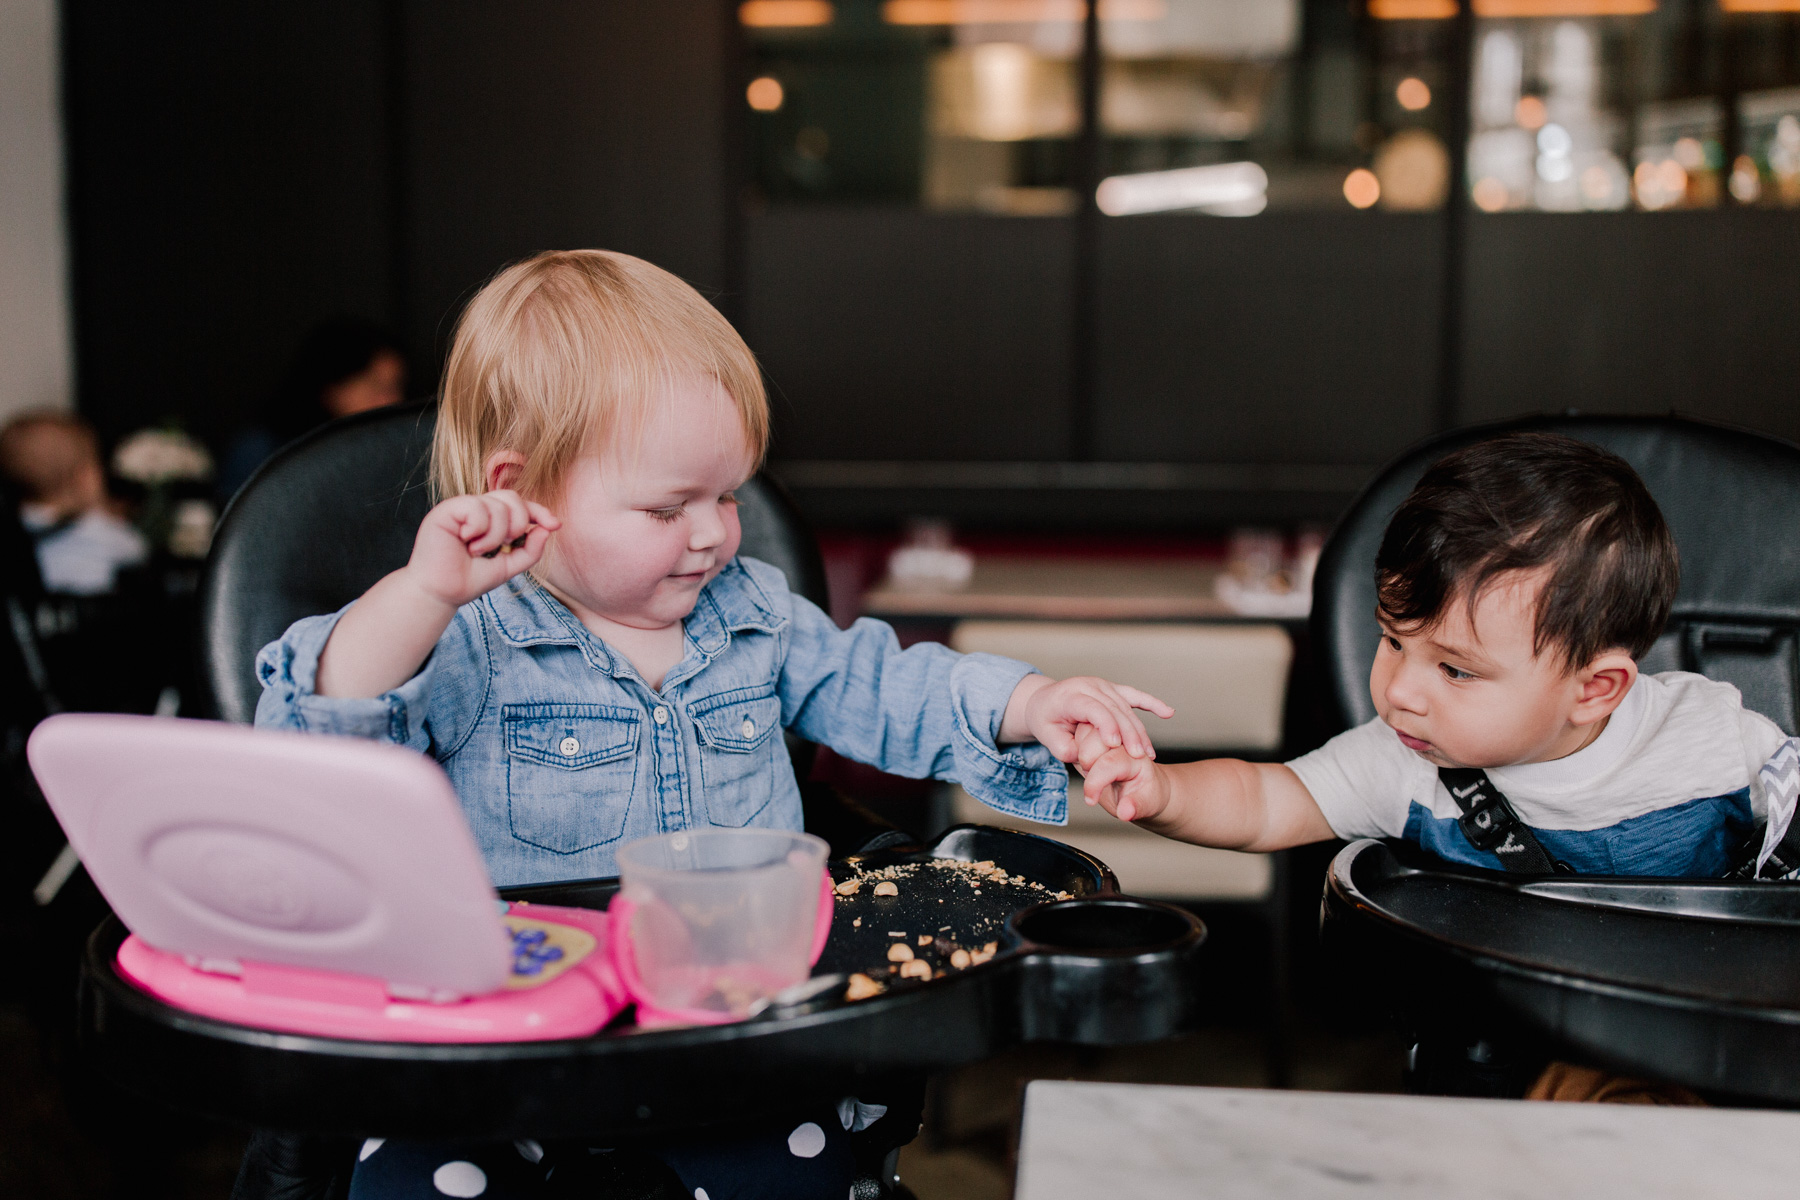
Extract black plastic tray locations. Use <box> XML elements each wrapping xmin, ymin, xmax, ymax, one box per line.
<box><xmin>79</xmin><ymin>825</ymin><xmax>1205</xmax><ymax>1139</ymax></box>
<box><xmin>1321</xmin><ymin>838</ymin><xmax>1800</xmax><ymax>1102</ymax></box>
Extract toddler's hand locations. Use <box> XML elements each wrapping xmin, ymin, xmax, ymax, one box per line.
<box><xmin>1078</xmin><ymin>734</ymin><xmax>1168</xmax><ymax>824</ymax></box>
<box><xmin>405</xmin><ymin>490</ymin><xmax>561</xmax><ymax>610</ymax></box>
<box><xmin>1016</xmin><ymin>675</ymin><xmax>1173</xmax><ymax>765</ymax></box>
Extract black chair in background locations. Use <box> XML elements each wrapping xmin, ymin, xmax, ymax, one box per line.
<box><xmin>1311</xmin><ymin>413</ymin><xmax>1800</xmax><ymax>1094</ymax></box>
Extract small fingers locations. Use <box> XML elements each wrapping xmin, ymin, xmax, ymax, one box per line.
<box><xmin>1066</xmin><ymin>679</ymin><xmax>1156</xmax><ymax>757</ymax></box>
<box><xmin>454</xmin><ymin>499</ymin><xmax>495</xmax><ymax>550</ymax></box>
<box><xmin>524</xmin><ymin>499</ymin><xmax>563</xmax><ymax>531</ymax></box>
<box><xmin>1115</xmin><ymin>684</ymin><xmax>1175</xmax><ymax>721</ymax></box>
<box><xmin>493</xmin><ymin>490</ymin><xmax>533</xmax><ymax>538</ymax></box>
<box><xmin>1064</xmin><ymin>692</ymin><xmax>1125</xmax><ymax>750</ymax></box>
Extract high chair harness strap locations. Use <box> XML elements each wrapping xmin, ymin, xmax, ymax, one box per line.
<box><xmin>1438</xmin><ymin>768</ymin><xmax>1572</xmax><ymax>875</ymax></box>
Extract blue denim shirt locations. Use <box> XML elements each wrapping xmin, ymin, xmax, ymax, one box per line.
<box><xmin>255</xmin><ymin>556</ymin><xmax>1068</xmax><ymax>885</ymax></box>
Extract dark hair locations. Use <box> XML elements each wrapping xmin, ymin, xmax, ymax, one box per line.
<box><xmin>269</xmin><ymin>316</ymin><xmax>405</xmax><ymax>440</ymax></box>
<box><xmin>1375</xmin><ymin>432</ymin><xmax>1678</xmax><ymax>667</ymax></box>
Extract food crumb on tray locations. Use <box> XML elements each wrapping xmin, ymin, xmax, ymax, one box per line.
<box><xmin>826</xmin><ymin>856</ymin><xmax>1074</xmax><ymax>1002</ymax></box>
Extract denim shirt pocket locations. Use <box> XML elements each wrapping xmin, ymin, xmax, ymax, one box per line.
<box><xmin>503</xmin><ymin>703</ymin><xmax>640</xmax><ymax>854</ymax></box>
<box><xmin>688</xmin><ymin>684</ymin><xmax>784</xmax><ymax>827</ymax></box>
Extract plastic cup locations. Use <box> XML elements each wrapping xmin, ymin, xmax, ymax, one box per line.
<box><xmin>612</xmin><ymin>828</ymin><xmax>831</xmax><ymax>1023</ymax></box>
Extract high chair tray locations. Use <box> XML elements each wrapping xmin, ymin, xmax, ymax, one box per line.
<box><xmin>1322</xmin><ymin>838</ymin><xmax>1800</xmax><ymax>1103</ymax></box>
<box><xmin>79</xmin><ymin>825</ymin><xmax>1205</xmax><ymax>1140</ymax></box>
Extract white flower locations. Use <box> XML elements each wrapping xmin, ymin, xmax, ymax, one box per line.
<box><xmin>169</xmin><ymin>498</ymin><xmax>216</xmax><ymax>559</ymax></box>
<box><xmin>113</xmin><ymin>428</ymin><xmax>214</xmax><ymax>483</ymax></box>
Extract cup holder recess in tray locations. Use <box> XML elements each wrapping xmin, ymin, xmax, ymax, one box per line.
<box><xmin>1008</xmin><ymin>896</ymin><xmax>1206</xmax><ymax>1045</ymax></box>
<box><xmin>1012</xmin><ymin>896</ymin><xmax>1199</xmax><ymax>954</ymax></box>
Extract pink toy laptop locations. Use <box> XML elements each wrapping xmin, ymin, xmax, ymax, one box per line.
<box><xmin>27</xmin><ymin>714</ymin><xmax>625</xmax><ymax>1043</ymax></box>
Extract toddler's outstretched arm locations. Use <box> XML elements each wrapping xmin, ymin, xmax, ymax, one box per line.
<box><xmin>316</xmin><ymin>491</ymin><xmax>560</xmax><ymax>698</ymax></box>
<box><xmin>1077</xmin><ymin>734</ymin><xmax>1334</xmax><ymax>853</ymax></box>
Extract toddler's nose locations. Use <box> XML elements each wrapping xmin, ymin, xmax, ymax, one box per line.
<box><xmin>1384</xmin><ymin>666</ymin><xmax>1428</xmax><ymax>715</ymax></box>
<box><xmin>688</xmin><ymin>505</ymin><xmax>728</xmax><ymax>551</ymax></box>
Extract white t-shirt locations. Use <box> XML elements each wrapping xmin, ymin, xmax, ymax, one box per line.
<box><xmin>1288</xmin><ymin>671</ymin><xmax>1789</xmax><ymax>876</ymax></box>
<box><xmin>21</xmin><ymin>505</ymin><xmax>148</xmax><ymax>595</ymax></box>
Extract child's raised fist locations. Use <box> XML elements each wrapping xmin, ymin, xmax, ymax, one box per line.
<box><xmin>405</xmin><ymin>490</ymin><xmax>562</xmax><ymax>610</ymax></box>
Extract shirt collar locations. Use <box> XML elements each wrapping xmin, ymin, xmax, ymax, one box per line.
<box><xmin>1491</xmin><ymin>674</ymin><xmax>1648</xmax><ymax>791</ymax></box>
<box><xmin>481</xmin><ymin>558</ymin><xmax>786</xmax><ymax>663</ymax></box>
<box><xmin>681</xmin><ymin>559</ymin><xmax>787</xmax><ymax>658</ymax></box>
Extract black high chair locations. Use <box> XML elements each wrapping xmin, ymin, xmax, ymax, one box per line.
<box><xmin>1312</xmin><ymin>413</ymin><xmax>1800</xmax><ymax>1102</ymax></box>
<box><xmin>74</xmin><ymin>404</ymin><xmax>1208</xmax><ymax>1199</ymax></box>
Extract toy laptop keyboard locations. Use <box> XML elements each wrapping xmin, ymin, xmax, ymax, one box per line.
<box><xmin>28</xmin><ymin>714</ymin><xmax>625</xmax><ymax>1043</ymax></box>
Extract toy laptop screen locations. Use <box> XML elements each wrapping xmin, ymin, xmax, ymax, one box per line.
<box><xmin>28</xmin><ymin>714</ymin><xmax>514</xmax><ymax>999</ymax></box>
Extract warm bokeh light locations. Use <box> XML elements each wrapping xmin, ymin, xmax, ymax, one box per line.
<box><xmin>1514</xmin><ymin>96</ymin><xmax>1548</xmax><ymax>130</ymax></box>
<box><xmin>739</xmin><ymin>0</ymin><xmax>834</xmax><ymax>27</ymax></box>
<box><xmin>882</xmin><ymin>0</ymin><xmax>1164</xmax><ymax>22</ymax></box>
<box><xmin>1368</xmin><ymin>0</ymin><xmax>1458</xmax><ymax>16</ymax></box>
<box><xmin>1471</xmin><ymin>177</ymin><xmax>1509</xmax><ymax>211</ymax></box>
<box><xmin>1730</xmin><ymin>155</ymin><xmax>1763</xmax><ymax>203</ymax></box>
<box><xmin>1633</xmin><ymin>158</ymin><xmax>1689</xmax><ymax>209</ymax></box>
<box><xmin>1472</xmin><ymin>0</ymin><xmax>1654</xmax><ymax>13</ymax></box>
<box><xmin>1721</xmin><ymin>0</ymin><xmax>1800</xmax><ymax>9</ymax></box>
<box><xmin>1343</xmin><ymin>168</ymin><xmax>1381</xmax><ymax>209</ymax></box>
<box><xmin>747</xmin><ymin>76</ymin><xmax>785</xmax><ymax>112</ymax></box>
<box><xmin>1396</xmin><ymin>77</ymin><xmax>1431</xmax><ymax>111</ymax></box>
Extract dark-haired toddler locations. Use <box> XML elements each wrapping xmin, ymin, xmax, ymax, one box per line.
<box><xmin>1080</xmin><ymin>432</ymin><xmax>1799</xmax><ymax>879</ymax></box>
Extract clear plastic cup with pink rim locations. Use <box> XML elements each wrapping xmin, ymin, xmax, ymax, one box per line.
<box><xmin>609</xmin><ymin>828</ymin><xmax>833</xmax><ymax>1026</ymax></box>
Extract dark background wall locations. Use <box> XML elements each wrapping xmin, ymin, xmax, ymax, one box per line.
<box><xmin>58</xmin><ymin>1</ymin><xmax>1800</xmax><ymax>533</ymax></box>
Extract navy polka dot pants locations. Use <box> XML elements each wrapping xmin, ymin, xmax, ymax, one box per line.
<box><xmin>348</xmin><ymin>1105</ymin><xmax>857</xmax><ymax>1200</ymax></box>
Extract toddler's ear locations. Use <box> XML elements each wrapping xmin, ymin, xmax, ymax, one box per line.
<box><xmin>1571</xmin><ymin>650</ymin><xmax>1638</xmax><ymax>726</ymax></box>
<box><xmin>483</xmin><ymin>449</ymin><xmax>528</xmax><ymax>494</ymax></box>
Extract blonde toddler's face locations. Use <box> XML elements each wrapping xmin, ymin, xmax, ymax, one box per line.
<box><xmin>536</xmin><ymin>377</ymin><xmax>754</xmax><ymax>631</ymax></box>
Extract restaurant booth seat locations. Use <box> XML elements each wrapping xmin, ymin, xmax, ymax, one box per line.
<box><xmin>1313</xmin><ymin>413</ymin><xmax>1800</xmax><ymax>1101</ymax></box>
<box><xmin>197</xmin><ymin>403</ymin><xmax>919</xmax><ymax>1198</ymax></box>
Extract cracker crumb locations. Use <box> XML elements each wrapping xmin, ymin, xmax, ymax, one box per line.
<box><xmin>845</xmin><ymin>973</ymin><xmax>883</xmax><ymax>1001</ymax></box>
<box><xmin>950</xmin><ymin>948</ymin><xmax>970</xmax><ymax>969</ymax></box>
<box><xmin>887</xmin><ymin>943</ymin><xmax>914</xmax><ymax>963</ymax></box>
<box><xmin>852</xmin><ymin>917</ymin><xmax>861</xmax><ymax>927</ymax></box>
<box><xmin>835</xmin><ymin>879</ymin><xmax>862</xmax><ymax>896</ymax></box>
<box><xmin>899</xmin><ymin>958</ymin><xmax>932</xmax><ymax>979</ymax></box>
<box><xmin>873</xmin><ymin>881</ymin><xmax>899</xmax><ymax>896</ymax></box>
<box><xmin>917</xmin><ymin>934</ymin><xmax>933</xmax><ymax>946</ymax></box>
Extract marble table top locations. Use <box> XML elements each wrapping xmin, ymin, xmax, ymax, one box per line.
<box><xmin>1014</xmin><ymin>1081</ymin><xmax>1800</xmax><ymax>1200</ymax></box>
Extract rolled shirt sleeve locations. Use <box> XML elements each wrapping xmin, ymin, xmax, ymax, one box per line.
<box><xmin>253</xmin><ymin>604</ymin><xmax>436</xmax><ymax>751</ymax></box>
<box><xmin>773</xmin><ymin>586</ymin><xmax>1069</xmax><ymax>825</ymax></box>
<box><xmin>1285</xmin><ymin>717</ymin><xmax>1421</xmax><ymax>841</ymax></box>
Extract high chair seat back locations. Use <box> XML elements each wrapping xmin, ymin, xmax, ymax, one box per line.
<box><xmin>202</xmin><ymin>402</ymin><xmax>830</xmax><ymax>725</ymax></box>
<box><xmin>1315</xmin><ymin>415</ymin><xmax>1800</xmax><ymax>736</ymax></box>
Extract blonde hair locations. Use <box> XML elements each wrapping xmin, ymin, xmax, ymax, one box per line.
<box><xmin>431</xmin><ymin>250</ymin><xmax>768</xmax><ymax>502</ymax></box>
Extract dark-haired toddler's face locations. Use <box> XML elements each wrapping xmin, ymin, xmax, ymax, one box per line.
<box><xmin>1369</xmin><ymin>567</ymin><xmax>1632</xmax><ymax>769</ymax></box>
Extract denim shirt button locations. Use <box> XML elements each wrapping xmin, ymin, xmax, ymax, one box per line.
<box><xmin>558</xmin><ymin>735</ymin><xmax>580</xmax><ymax>756</ymax></box>
<box><xmin>653</xmin><ymin>706</ymin><xmax>669</xmax><ymax>726</ymax></box>
<box><xmin>741</xmin><ymin>718</ymin><xmax>756</xmax><ymax>738</ymax></box>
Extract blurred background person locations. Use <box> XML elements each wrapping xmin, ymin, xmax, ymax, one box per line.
<box><xmin>0</xmin><ymin>409</ymin><xmax>146</xmax><ymax>596</ymax></box>
<box><xmin>216</xmin><ymin>315</ymin><xmax>408</xmax><ymax>502</ymax></box>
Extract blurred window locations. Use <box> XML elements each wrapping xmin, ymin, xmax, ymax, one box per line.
<box><xmin>741</xmin><ymin>0</ymin><xmax>1800</xmax><ymax>212</ymax></box>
